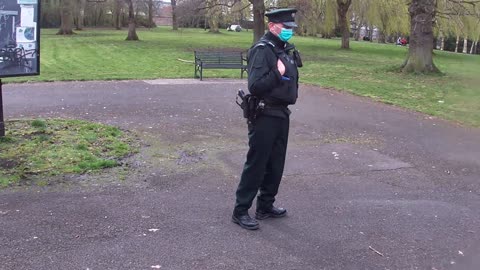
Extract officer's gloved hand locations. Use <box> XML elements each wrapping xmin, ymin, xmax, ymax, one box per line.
<box><xmin>277</xmin><ymin>59</ymin><xmax>286</xmax><ymax>75</ymax></box>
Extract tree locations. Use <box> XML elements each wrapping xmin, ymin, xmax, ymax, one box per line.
<box><xmin>436</xmin><ymin>0</ymin><xmax>480</xmax><ymax>54</ymax></box>
<box><xmin>125</xmin><ymin>0</ymin><xmax>139</xmax><ymax>40</ymax></box>
<box><xmin>449</xmin><ymin>3</ymin><xmax>466</xmax><ymax>52</ymax></box>
<box><xmin>57</xmin><ymin>0</ymin><xmax>74</xmax><ymax>35</ymax></box>
<box><xmin>172</xmin><ymin>0</ymin><xmax>179</xmax><ymax>30</ymax></box>
<box><xmin>471</xmin><ymin>16</ymin><xmax>480</xmax><ymax>53</ymax></box>
<box><xmin>249</xmin><ymin>0</ymin><xmax>266</xmax><ymax>43</ymax></box>
<box><xmin>206</xmin><ymin>0</ymin><xmax>221</xmax><ymax>33</ymax></box>
<box><xmin>227</xmin><ymin>0</ymin><xmax>250</xmax><ymax>29</ymax></box>
<box><xmin>367</xmin><ymin>0</ymin><xmax>409</xmax><ymax>43</ymax></box>
<box><xmin>336</xmin><ymin>0</ymin><xmax>352</xmax><ymax>49</ymax></box>
<box><xmin>114</xmin><ymin>0</ymin><xmax>123</xmax><ymax>30</ymax></box>
<box><xmin>401</xmin><ymin>0</ymin><xmax>439</xmax><ymax>73</ymax></box>
<box><xmin>351</xmin><ymin>0</ymin><xmax>370</xmax><ymax>41</ymax></box>
<box><xmin>462</xmin><ymin>14</ymin><xmax>475</xmax><ymax>53</ymax></box>
<box><xmin>74</xmin><ymin>0</ymin><xmax>87</xmax><ymax>30</ymax></box>
<box><xmin>148</xmin><ymin>0</ymin><xmax>154</xmax><ymax>28</ymax></box>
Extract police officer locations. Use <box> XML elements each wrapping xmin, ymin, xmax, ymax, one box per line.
<box><xmin>232</xmin><ymin>8</ymin><xmax>301</xmax><ymax>230</ymax></box>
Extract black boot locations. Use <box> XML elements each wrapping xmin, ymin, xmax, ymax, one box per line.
<box><xmin>232</xmin><ymin>212</ymin><xmax>259</xmax><ymax>230</ymax></box>
<box><xmin>255</xmin><ymin>206</ymin><xmax>287</xmax><ymax>220</ymax></box>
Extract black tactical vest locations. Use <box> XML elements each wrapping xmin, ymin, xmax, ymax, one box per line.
<box><xmin>252</xmin><ymin>37</ymin><xmax>299</xmax><ymax>106</ymax></box>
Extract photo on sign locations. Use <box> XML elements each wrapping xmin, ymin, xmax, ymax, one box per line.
<box><xmin>0</xmin><ymin>0</ymin><xmax>40</xmax><ymax>78</ymax></box>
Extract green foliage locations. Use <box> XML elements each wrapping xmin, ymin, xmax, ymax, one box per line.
<box><xmin>0</xmin><ymin>119</ymin><xmax>137</xmax><ymax>187</ymax></box>
<box><xmin>436</xmin><ymin>0</ymin><xmax>480</xmax><ymax>41</ymax></box>
<box><xmin>280</xmin><ymin>0</ymin><xmax>337</xmax><ymax>37</ymax></box>
<box><xmin>31</xmin><ymin>119</ymin><xmax>47</xmax><ymax>128</ymax></box>
<box><xmin>0</xmin><ymin>136</ymin><xmax>14</xmax><ymax>143</ymax></box>
<box><xmin>366</xmin><ymin>0</ymin><xmax>409</xmax><ymax>37</ymax></box>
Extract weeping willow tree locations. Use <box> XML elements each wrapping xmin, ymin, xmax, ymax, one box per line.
<box><xmin>444</xmin><ymin>0</ymin><xmax>466</xmax><ymax>52</ymax></box>
<box><xmin>230</xmin><ymin>0</ymin><xmax>250</xmax><ymax>28</ymax></box>
<box><xmin>367</xmin><ymin>0</ymin><xmax>409</xmax><ymax>43</ymax></box>
<box><xmin>287</xmin><ymin>0</ymin><xmax>349</xmax><ymax>48</ymax></box>
<box><xmin>351</xmin><ymin>0</ymin><xmax>370</xmax><ymax>41</ymax></box>
<box><xmin>438</xmin><ymin>0</ymin><xmax>479</xmax><ymax>53</ymax></box>
<box><xmin>278</xmin><ymin>0</ymin><xmax>336</xmax><ymax>38</ymax></box>
<box><xmin>469</xmin><ymin>15</ymin><xmax>480</xmax><ymax>54</ymax></box>
<box><xmin>461</xmin><ymin>12</ymin><xmax>475</xmax><ymax>53</ymax></box>
<box><xmin>435</xmin><ymin>8</ymin><xmax>449</xmax><ymax>50</ymax></box>
<box><xmin>460</xmin><ymin>5</ymin><xmax>480</xmax><ymax>54</ymax></box>
<box><xmin>204</xmin><ymin>0</ymin><xmax>221</xmax><ymax>33</ymax></box>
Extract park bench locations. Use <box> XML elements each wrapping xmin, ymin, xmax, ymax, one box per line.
<box><xmin>194</xmin><ymin>50</ymin><xmax>247</xmax><ymax>81</ymax></box>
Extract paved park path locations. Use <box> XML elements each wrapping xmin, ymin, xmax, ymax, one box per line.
<box><xmin>1</xmin><ymin>79</ymin><xmax>479</xmax><ymax>270</ymax></box>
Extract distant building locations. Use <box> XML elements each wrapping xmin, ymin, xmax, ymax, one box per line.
<box><xmin>153</xmin><ymin>0</ymin><xmax>172</xmax><ymax>26</ymax></box>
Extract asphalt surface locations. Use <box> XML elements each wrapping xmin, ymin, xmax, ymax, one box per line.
<box><xmin>1</xmin><ymin>79</ymin><xmax>479</xmax><ymax>270</ymax></box>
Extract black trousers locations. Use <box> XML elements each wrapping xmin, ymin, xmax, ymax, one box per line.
<box><xmin>234</xmin><ymin>115</ymin><xmax>290</xmax><ymax>215</ymax></box>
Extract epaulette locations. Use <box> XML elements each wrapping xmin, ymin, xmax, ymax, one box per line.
<box><xmin>252</xmin><ymin>38</ymin><xmax>275</xmax><ymax>50</ymax></box>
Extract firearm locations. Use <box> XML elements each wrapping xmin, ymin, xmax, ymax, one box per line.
<box><xmin>236</xmin><ymin>89</ymin><xmax>263</xmax><ymax>123</ymax></box>
<box><xmin>236</xmin><ymin>89</ymin><xmax>250</xmax><ymax>119</ymax></box>
<box><xmin>236</xmin><ymin>89</ymin><xmax>246</xmax><ymax>107</ymax></box>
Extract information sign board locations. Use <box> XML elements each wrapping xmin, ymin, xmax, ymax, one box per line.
<box><xmin>0</xmin><ymin>0</ymin><xmax>40</xmax><ymax>78</ymax></box>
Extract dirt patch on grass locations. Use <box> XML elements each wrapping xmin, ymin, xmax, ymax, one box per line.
<box><xmin>0</xmin><ymin>158</ymin><xmax>18</xmax><ymax>169</ymax></box>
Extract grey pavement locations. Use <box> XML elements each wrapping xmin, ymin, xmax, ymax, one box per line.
<box><xmin>0</xmin><ymin>79</ymin><xmax>479</xmax><ymax>270</ymax></box>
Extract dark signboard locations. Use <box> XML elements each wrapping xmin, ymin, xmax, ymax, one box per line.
<box><xmin>0</xmin><ymin>0</ymin><xmax>40</xmax><ymax>78</ymax></box>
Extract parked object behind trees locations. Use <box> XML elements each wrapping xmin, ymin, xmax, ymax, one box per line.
<box><xmin>227</xmin><ymin>25</ymin><xmax>242</xmax><ymax>32</ymax></box>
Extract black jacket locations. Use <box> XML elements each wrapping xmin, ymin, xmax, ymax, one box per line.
<box><xmin>247</xmin><ymin>32</ymin><xmax>300</xmax><ymax>113</ymax></box>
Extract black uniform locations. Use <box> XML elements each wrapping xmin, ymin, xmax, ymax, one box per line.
<box><xmin>234</xmin><ymin>31</ymin><xmax>300</xmax><ymax>215</ymax></box>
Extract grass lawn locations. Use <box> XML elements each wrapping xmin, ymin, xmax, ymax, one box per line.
<box><xmin>4</xmin><ymin>27</ymin><xmax>480</xmax><ymax>127</ymax></box>
<box><xmin>0</xmin><ymin>119</ymin><xmax>137</xmax><ymax>187</ymax></box>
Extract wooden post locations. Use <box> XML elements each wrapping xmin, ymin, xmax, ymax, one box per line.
<box><xmin>0</xmin><ymin>80</ymin><xmax>5</xmax><ymax>137</ymax></box>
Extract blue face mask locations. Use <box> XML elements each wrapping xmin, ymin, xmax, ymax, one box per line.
<box><xmin>279</xmin><ymin>28</ymin><xmax>293</xmax><ymax>42</ymax></box>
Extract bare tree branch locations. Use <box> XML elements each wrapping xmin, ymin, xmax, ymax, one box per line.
<box><xmin>195</xmin><ymin>0</ymin><xmax>243</xmax><ymax>11</ymax></box>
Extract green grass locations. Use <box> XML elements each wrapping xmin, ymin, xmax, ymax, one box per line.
<box><xmin>4</xmin><ymin>27</ymin><xmax>480</xmax><ymax>126</ymax></box>
<box><xmin>0</xmin><ymin>119</ymin><xmax>137</xmax><ymax>187</ymax></box>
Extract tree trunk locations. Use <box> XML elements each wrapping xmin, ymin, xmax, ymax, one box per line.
<box><xmin>206</xmin><ymin>0</ymin><xmax>220</xmax><ymax>33</ymax></box>
<box><xmin>57</xmin><ymin>0</ymin><xmax>74</xmax><ymax>35</ymax></box>
<box><xmin>249</xmin><ymin>0</ymin><xmax>265</xmax><ymax>43</ymax></box>
<box><xmin>401</xmin><ymin>0</ymin><xmax>439</xmax><ymax>73</ymax></box>
<box><xmin>378</xmin><ymin>31</ymin><xmax>386</xmax><ymax>43</ymax></box>
<box><xmin>368</xmin><ymin>25</ymin><xmax>374</xmax><ymax>42</ymax></box>
<box><xmin>125</xmin><ymin>0</ymin><xmax>139</xmax><ymax>40</ymax></box>
<box><xmin>148</xmin><ymin>0</ymin><xmax>153</xmax><ymax>28</ymax></box>
<box><xmin>354</xmin><ymin>20</ymin><xmax>363</xmax><ymax>41</ymax></box>
<box><xmin>337</xmin><ymin>0</ymin><xmax>352</xmax><ymax>49</ymax></box>
<box><xmin>354</xmin><ymin>23</ymin><xmax>361</xmax><ymax>41</ymax></box>
<box><xmin>75</xmin><ymin>0</ymin><xmax>86</xmax><ymax>30</ymax></box>
<box><xmin>171</xmin><ymin>0</ymin><xmax>178</xmax><ymax>31</ymax></box>
<box><xmin>0</xmin><ymin>84</ymin><xmax>4</xmax><ymax>137</ymax></box>
<box><xmin>207</xmin><ymin>13</ymin><xmax>219</xmax><ymax>32</ymax></box>
<box><xmin>114</xmin><ymin>0</ymin><xmax>122</xmax><ymax>30</ymax></box>
<box><xmin>440</xmin><ymin>35</ymin><xmax>445</xmax><ymax>50</ymax></box>
<box><xmin>455</xmin><ymin>35</ymin><xmax>459</xmax><ymax>52</ymax></box>
<box><xmin>462</xmin><ymin>38</ymin><xmax>468</xmax><ymax>53</ymax></box>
